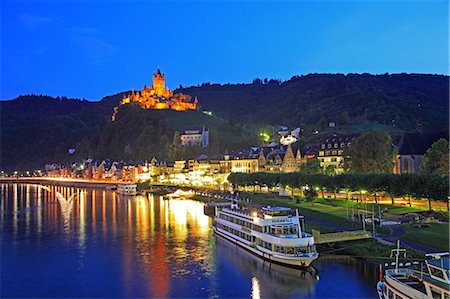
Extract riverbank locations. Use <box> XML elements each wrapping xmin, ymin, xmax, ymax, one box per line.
<box><xmin>191</xmin><ymin>191</ymin><xmax>444</xmax><ymax>263</ymax></box>
<box><xmin>0</xmin><ymin>177</ymin><xmax>117</xmax><ymax>188</ymax></box>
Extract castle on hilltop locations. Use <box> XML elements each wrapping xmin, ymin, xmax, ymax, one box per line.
<box><xmin>114</xmin><ymin>69</ymin><xmax>198</xmax><ymax>119</ymax></box>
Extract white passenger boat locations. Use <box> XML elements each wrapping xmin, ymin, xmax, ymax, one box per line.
<box><xmin>377</xmin><ymin>241</ymin><xmax>449</xmax><ymax>299</ymax></box>
<box><xmin>213</xmin><ymin>204</ymin><xmax>319</xmax><ymax>268</ymax></box>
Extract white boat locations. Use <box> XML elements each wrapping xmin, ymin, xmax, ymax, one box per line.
<box><xmin>116</xmin><ymin>183</ymin><xmax>137</xmax><ymax>196</ymax></box>
<box><xmin>163</xmin><ymin>189</ymin><xmax>194</xmax><ymax>200</ymax></box>
<box><xmin>377</xmin><ymin>241</ymin><xmax>449</xmax><ymax>299</ymax></box>
<box><xmin>213</xmin><ymin>204</ymin><xmax>319</xmax><ymax>268</ymax></box>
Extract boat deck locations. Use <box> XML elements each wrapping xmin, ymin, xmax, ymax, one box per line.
<box><xmin>388</xmin><ymin>271</ymin><xmax>427</xmax><ymax>294</ymax></box>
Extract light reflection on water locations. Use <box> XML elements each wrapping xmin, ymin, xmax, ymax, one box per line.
<box><xmin>1</xmin><ymin>184</ymin><xmax>378</xmax><ymax>298</ymax></box>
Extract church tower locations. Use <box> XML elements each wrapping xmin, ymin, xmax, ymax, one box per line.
<box><xmin>296</xmin><ymin>149</ymin><xmax>303</xmax><ymax>165</ymax></box>
<box><xmin>152</xmin><ymin>68</ymin><xmax>165</xmax><ymax>96</ymax></box>
<box><xmin>282</xmin><ymin>144</ymin><xmax>298</xmax><ymax>173</ymax></box>
<box><xmin>258</xmin><ymin>149</ymin><xmax>266</xmax><ymax>169</ymax></box>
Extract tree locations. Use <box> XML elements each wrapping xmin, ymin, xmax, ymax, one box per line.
<box><xmin>421</xmin><ymin>138</ymin><xmax>449</xmax><ymax>176</ymax></box>
<box><xmin>304</xmin><ymin>188</ymin><xmax>318</xmax><ymax>205</ymax></box>
<box><xmin>317</xmin><ymin>117</ymin><xmax>328</xmax><ymax>128</ymax></box>
<box><xmin>322</xmin><ymin>165</ymin><xmax>337</xmax><ymax>176</ymax></box>
<box><xmin>207</xmin><ymin>129</ymin><xmax>220</xmax><ymax>155</ymax></box>
<box><xmin>339</xmin><ymin>111</ymin><xmax>349</xmax><ymax>125</ymax></box>
<box><xmin>346</xmin><ymin>130</ymin><xmax>395</xmax><ymax>173</ymax></box>
<box><xmin>169</xmin><ymin>131</ymin><xmax>182</xmax><ymax>160</ymax></box>
<box><xmin>300</xmin><ymin>158</ymin><xmax>321</xmax><ymax>174</ymax></box>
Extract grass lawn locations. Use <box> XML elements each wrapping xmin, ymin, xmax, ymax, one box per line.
<box><xmin>305</xmin><ymin>222</ymin><xmax>336</xmax><ymax>234</ymax></box>
<box><xmin>238</xmin><ymin>192</ymin><xmax>354</xmax><ymax>228</ymax></box>
<box><xmin>401</xmin><ymin>223</ymin><xmax>449</xmax><ymax>252</ymax></box>
<box><xmin>339</xmin><ymin>239</ymin><xmax>424</xmax><ymax>262</ymax></box>
<box><xmin>383</xmin><ymin>205</ymin><xmax>426</xmax><ymax>215</ymax></box>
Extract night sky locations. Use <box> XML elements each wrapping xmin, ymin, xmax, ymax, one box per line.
<box><xmin>2</xmin><ymin>1</ymin><xmax>448</xmax><ymax>101</ymax></box>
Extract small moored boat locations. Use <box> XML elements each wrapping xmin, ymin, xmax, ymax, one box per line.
<box><xmin>116</xmin><ymin>183</ymin><xmax>137</xmax><ymax>196</ymax></box>
<box><xmin>377</xmin><ymin>241</ymin><xmax>449</xmax><ymax>299</ymax></box>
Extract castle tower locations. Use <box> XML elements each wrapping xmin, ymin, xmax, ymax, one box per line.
<box><xmin>282</xmin><ymin>144</ymin><xmax>298</xmax><ymax>173</ymax></box>
<box><xmin>152</xmin><ymin>68</ymin><xmax>165</xmax><ymax>96</ymax></box>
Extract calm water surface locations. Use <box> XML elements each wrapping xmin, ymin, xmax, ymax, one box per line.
<box><xmin>1</xmin><ymin>184</ymin><xmax>378</xmax><ymax>298</ymax></box>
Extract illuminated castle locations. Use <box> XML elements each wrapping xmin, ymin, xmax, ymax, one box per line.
<box><xmin>120</xmin><ymin>68</ymin><xmax>198</xmax><ymax>111</ymax></box>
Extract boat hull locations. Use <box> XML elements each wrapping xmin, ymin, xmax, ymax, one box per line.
<box><xmin>213</xmin><ymin>226</ymin><xmax>318</xmax><ymax>269</ymax></box>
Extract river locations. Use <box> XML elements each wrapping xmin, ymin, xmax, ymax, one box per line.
<box><xmin>1</xmin><ymin>184</ymin><xmax>378</xmax><ymax>298</ymax></box>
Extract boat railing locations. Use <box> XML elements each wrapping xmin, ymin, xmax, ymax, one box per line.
<box><xmin>222</xmin><ymin>208</ymin><xmax>261</xmax><ymax>218</ymax></box>
<box><xmin>268</xmin><ymin>233</ymin><xmax>299</xmax><ymax>238</ymax></box>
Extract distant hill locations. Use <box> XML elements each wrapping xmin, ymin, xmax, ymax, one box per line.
<box><xmin>179</xmin><ymin>73</ymin><xmax>449</xmax><ymax>133</ymax></box>
<box><xmin>0</xmin><ymin>95</ymin><xmax>115</xmax><ymax>171</ymax></box>
<box><xmin>73</xmin><ymin>105</ymin><xmax>259</xmax><ymax>162</ymax></box>
<box><xmin>1</xmin><ymin>73</ymin><xmax>448</xmax><ymax>171</ymax></box>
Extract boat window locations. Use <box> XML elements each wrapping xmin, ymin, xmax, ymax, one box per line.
<box><xmin>388</xmin><ymin>289</ymin><xmax>394</xmax><ymax>299</ymax></box>
<box><xmin>430</xmin><ymin>287</ymin><xmax>441</xmax><ymax>299</ymax></box>
<box><xmin>444</xmin><ymin>292</ymin><xmax>449</xmax><ymax>299</ymax></box>
<box><xmin>429</xmin><ymin>265</ymin><xmax>445</xmax><ymax>280</ymax></box>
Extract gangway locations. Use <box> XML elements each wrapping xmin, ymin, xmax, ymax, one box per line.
<box><xmin>312</xmin><ymin>229</ymin><xmax>372</xmax><ymax>244</ymax></box>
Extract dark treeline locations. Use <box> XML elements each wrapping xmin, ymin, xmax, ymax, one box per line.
<box><xmin>228</xmin><ymin>172</ymin><xmax>449</xmax><ymax>206</ymax></box>
<box><xmin>181</xmin><ymin>73</ymin><xmax>449</xmax><ymax>132</ymax></box>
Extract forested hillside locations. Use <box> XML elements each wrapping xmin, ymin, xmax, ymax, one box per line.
<box><xmin>74</xmin><ymin>105</ymin><xmax>259</xmax><ymax>162</ymax></box>
<box><xmin>1</xmin><ymin>73</ymin><xmax>448</xmax><ymax>171</ymax></box>
<box><xmin>180</xmin><ymin>73</ymin><xmax>448</xmax><ymax>132</ymax></box>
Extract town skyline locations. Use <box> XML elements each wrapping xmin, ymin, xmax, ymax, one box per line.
<box><xmin>2</xmin><ymin>1</ymin><xmax>448</xmax><ymax>101</ymax></box>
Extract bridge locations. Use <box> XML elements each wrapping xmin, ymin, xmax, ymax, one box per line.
<box><xmin>312</xmin><ymin>229</ymin><xmax>372</xmax><ymax>244</ymax></box>
<box><xmin>0</xmin><ymin>177</ymin><xmax>116</xmax><ymax>188</ymax></box>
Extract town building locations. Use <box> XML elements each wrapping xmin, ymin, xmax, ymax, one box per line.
<box><xmin>394</xmin><ymin>132</ymin><xmax>447</xmax><ymax>174</ymax></box>
<box><xmin>282</xmin><ymin>144</ymin><xmax>298</xmax><ymax>173</ymax></box>
<box><xmin>180</xmin><ymin>126</ymin><xmax>209</xmax><ymax>148</ymax></box>
<box><xmin>316</xmin><ymin>135</ymin><xmax>358</xmax><ymax>173</ymax></box>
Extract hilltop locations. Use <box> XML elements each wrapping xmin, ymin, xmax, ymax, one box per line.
<box><xmin>180</xmin><ymin>73</ymin><xmax>448</xmax><ymax>134</ymax></box>
<box><xmin>1</xmin><ymin>73</ymin><xmax>448</xmax><ymax>171</ymax></box>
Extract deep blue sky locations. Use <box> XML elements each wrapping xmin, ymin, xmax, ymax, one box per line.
<box><xmin>2</xmin><ymin>1</ymin><xmax>448</xmax><ymax>101</ymax></box>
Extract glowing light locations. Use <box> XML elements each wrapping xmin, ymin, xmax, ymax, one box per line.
<box><xmin>280</xmin><ymin>134</ymin><xmax>297</xmax><ymax>145</ymax></box>
<box><xmin>259</xmin><ymin>131</ymin><xmax>271</xmax><ymax>143</ymax></box>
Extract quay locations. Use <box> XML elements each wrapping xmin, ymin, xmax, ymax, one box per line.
<box><xmin>0</xmin><ymin>177</ymin><xmax>117</xmax><ymax>188</ymax></box>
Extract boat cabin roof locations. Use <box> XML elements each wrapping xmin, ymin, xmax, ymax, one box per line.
<box><xmin>262</xmin><ymin>206</ymin><xmax>291</xmax><ymax>211</ymax></box>
<box><xmin>262</xmin><ymin>206</ymin><xmax>292</xmax><ymax>216</ymax></box>
<box><xmin>427</xmin><ymin>255</ymin><xmax>450</xmax><ymax>271</ymax></box>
